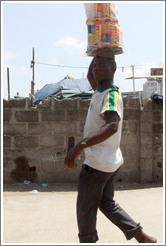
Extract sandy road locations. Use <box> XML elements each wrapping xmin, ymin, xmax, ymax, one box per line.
<box><xmin>3</xmin><ymin>183</ymin><xmax>164</xmax><ymax>244</ymax></box>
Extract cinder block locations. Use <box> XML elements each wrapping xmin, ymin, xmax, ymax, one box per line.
<box><xmin>3</xmin><ymin>110</ymin><xmax>12</xmax><ymax>121</ymax></box>
<box><xmin>122</xmin><ymin>157</ymin><xmax>139</xmax><ymax>172</ymax></box>
<box><xmin>67</xmin><ymin>122</ymin><xmax>77</xmax><ymax>133</ymax></box>
<box><xmin>128</xmin><ymin>121</ymin><xmax>138</xmax><ymax>133</ymax></box>
<box><xmin>3</xmin><ymin>167</ymin><xmax>14</xmax><ymax>184</ymax></box>
<box><xmin>153</xmin><ymin>145</ymin><xmax>163</xmax><ymax>156</ymax></box>
<box><xmin>140</xmin><ymin>111</ymin><xmax>152</xmax><ymax>122</ymax></box>
<box><xmin>120</xmin><ymin>145</ymin><xmax>126</xmax><ymax>156</ymax></box>
<box><xmin>153</xmin><ymin>156</ymin><xmax>163</xmax><ymax>170</ymax></box>
<box><xmin>153</xmin><ymin>134</ymin><xmax>162</xmax><ymax>146</ymax></box>
<box><xmin>40</xmin><ymin>160</ymin><xmax>81</xmax><ymax>183</ymax></box>
<box><xmin>37</xmin><ymin>99</ymin><xmax>51</xmax><ymax>108</ymax></box>
<box><xmin>53</xmin><ymin>123</ymin><xmax>68</xmax><ymax>134</ymax></box>
<box><xmin>3</xmin><ymin>98</ymin><xmax>28</xmax><ymax>108</ymax></box>
<box><xmin>152</xmin><ymin>123</ymin><xmax>163</xmax><ymax>133</ymax></box>
<box><xmin>140</xmin><ymin>171</ymin><xmax>153</xmax><ymax>183</ymax></box>
<box><xmin>161</xmin><ymin>111</ymin><xmax>163</xmax><ymax>123</ymax></box>
<box><xmin>152</xmin><ymin>111</ymin><xmax>162</xmax><ymax>122</ymax></box>
<box><xmin>28</xmin><ymin>123</ymin><xmax>51</xmax><ymax>134</ymax></box>
<box><xmin>3</xmin><ymin>124</ymin><xmax>26</xmax><ymax>135</ymax></box>
<box><xmin>152</xmin><ymin>171</ymin><xmax>163</xmax><ymax>183</ymax></box>
<box><xmin>3</xmin><ymin>135</ymin><xmax>11</xmax><ymax>147</ymax></box>
<box><xmin>53</xmin><ymin>122</ymin><xmax>77</xmax><ymax>134</ymax></box>
<box><xmin>25</xmin><ymin>146</ymin><xmax>65</xmax><ymax>160</ymax></box>
<box><xmin>3</xmin><ymin>149</ymin><xmax>26</xmax><ymax>160</ymax></box>
<box><xmin>141</xmin><ymin>135</ymin><xmax>152</xmax><ymax>145</ymax></box>
<box><xmin>3</xmin><ymin>159</ymin><xmax>14</xmax><ymax>170</ymax></box>
<box><xmin>140</xmin><ymin>158</ymin><xmax>153</xmax><ymax>183</ymax></box>
<box><xmin>77</xmin><ymin>122</ymin><xmax>85</xmax><ymax>134</ymax></box>
<box><xmin>140</xmin><ymin>122</ymin><xmax>152</xmax><ymax>134</ymax></box>
<box><xmin>143</xmin><ymin>100</ymin><xmax>152</xmax><ymax>110</ymax></box>
<box><xmin>140</xmin><ymin>145</ymin><xmax>152</xmax><ymax>158</ymax></box>
<box><xmin>122</xmin><ymin>97</ymin><xmax>129</xmax><ymax>108</ymax></box>
<box><xmin>140</xmin><ymin>158</ymin><xmax>152</xmax><ymax>170</ymax></box>
<box><xmin>14</xmin><ymin>136</ymin><xmax>39</xmax><ymax>148</ymax></box>
<box><xmin>115</xmin><ymin>170</ymin><xmax>129</xmax><ymax>182</ymax></box>
<box><xmin>128</xmin><ymin>98</ymin><xmax>140</xmax><ymax>109</ymax></box>
<box><xmin>78</xmin><ymin>110</ymin><xmax>88</xmax><ymax>121</ymax></box>
<box><xmin>122</xmin><ymin>120</ymin><xmax>128</xmax><ymax>133</ymax></box>
<box><xmin>3</xmin><ymin>99</ymin><xmax>10</xmax><ymax>108</ymax></box>
<box><xmin>115</xmin><ymin>165</ymin><xmax>140</xmax><ymax>182</ymax></box>
<box><xmin>125</xmin><ymin>144</ymin><xmax>139</xmax><ymax>157</ymax></box>
<box><xmin>79</xmin><ymin>99</ymin><xmax>91</xmax><ymax>109</ymax></box>
<box><xmin>121</xmin><ymin>134</ymin><xmax>139</xmax><ymax>146</ymax></box>
<box><xmin>54</xmin><ymin>98</ymin><xmax>78</xmax><ymax>110</ymax></box>
<box><xmin>123</xmin><ymin>109</ymin><xmax>140</xmax><ymax>120</ymax></box>
<box><xmin>152</xmin><ymin>157</ymin><xmax>163</xmax><ymax>183</ymax></box>
<box><xmin>42</xmin><ymin>110</ymin><xmax>66</xmax><ymax>121</ymax></box>
<box><xmin>40</xmin><ymin>135</ymin><xmax>65</xmax><ymax>147</ymax></box>
<box><xmin>15</xmin><ymin>111</ymin><xmax>38</xmax><ymax>122</ymax></box>
<box><xmin>67</xmin><ymin>110</ymin><xmax>78</xmax><ymax>121</ymax></box>
<box><xmin>67</xmin><ymin>109</ymin><xmax>87</xmax><ymax>121</ymax></box>
<box><xmin>41</xmin><ymin>159</ymin><xmax>59</xmax><ymax>173</ymax></box>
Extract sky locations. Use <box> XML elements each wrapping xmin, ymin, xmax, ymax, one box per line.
<box><xmin>2</xmin><ymin>1</ymin><xmax>165</xmax><ymax>99</ymax></box>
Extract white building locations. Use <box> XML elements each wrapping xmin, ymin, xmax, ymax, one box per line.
<box><xmin>143</xmin><ymin>68</ymin><xmax>163</xmax><ymax>98</ymax></box>
<box><xmin>143</xmin><ymin>79</ymin><xmax>159</xmax><ymax>98</ymax></box>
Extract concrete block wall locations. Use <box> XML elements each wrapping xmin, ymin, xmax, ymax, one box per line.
<box><xmin>3</xmin><ymin>97</ymin><xmax>163</xmax><ymax>184</ymax></box>
<box><xmin>140</xmin><ymin>100</ymin><xmax>163</xmax><ymax>183</ymax></box>
<box><xmin>151</xmin><ymin>102</ymin><xmax>163</xmax><ymax>182</ymax></box>
<box><xmin>118</xmin><ymin>97</ymin><xmax>141</xmax><ymax>183</ymax></box>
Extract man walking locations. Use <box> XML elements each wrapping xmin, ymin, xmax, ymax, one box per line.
<box><xmin>65</xmin><ymin>54</ymin><xmax>157</xmax><ymax>244</ymax></box>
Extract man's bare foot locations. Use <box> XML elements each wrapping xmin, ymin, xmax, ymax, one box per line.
<box><xmin>134</xmin><ymin>230</ymin><xmax>157</xmax><ymax>243</ymax></box>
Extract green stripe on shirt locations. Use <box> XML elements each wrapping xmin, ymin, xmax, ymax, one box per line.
<box><xmin>106</xmin><ymin>90</ymin><xmax>118</xmax><ymax>111</ymax></box>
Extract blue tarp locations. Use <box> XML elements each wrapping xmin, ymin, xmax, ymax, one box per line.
<box><xmin>33</xmin><ymin>78</ymin><xmax>92</xmax><ymax>104</ymax></box>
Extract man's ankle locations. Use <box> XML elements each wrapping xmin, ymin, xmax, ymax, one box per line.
<box><xmin>134</xmin><ymin>230</ymin><xmax>157</xmax><ymax>243</ymax></box>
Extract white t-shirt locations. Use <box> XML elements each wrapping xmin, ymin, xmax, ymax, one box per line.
<box><xmin>83</xmin><ymin>84</ymin><xmax>124</xmax><ymax>173</ymax></box>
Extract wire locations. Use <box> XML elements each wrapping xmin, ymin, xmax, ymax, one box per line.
<box><xmin>35</xmin><ymin>61</ymin><xmax>88</xmax><ymax>69</ymax></box>
<box><xmin>34</xmin><ymin>61</ymin><xmax>163</xmax><ymax>70</ymax></box>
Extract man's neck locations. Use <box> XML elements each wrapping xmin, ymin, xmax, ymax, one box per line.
<box><xmin>96</xmin><ymin>80</ymin><xmax>113</xmax><ymax>90</ymax></box>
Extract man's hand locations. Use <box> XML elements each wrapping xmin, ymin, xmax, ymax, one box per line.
<box><xmin>64</xmin><ymin>142</ymin><xmax>84</xmax><ymax>169</ymax></box>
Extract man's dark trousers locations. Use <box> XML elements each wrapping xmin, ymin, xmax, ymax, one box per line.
<box><xmin>77</xmin><ymin>164</ymin><xmax>142</xmax><ymax>243</ymax></box>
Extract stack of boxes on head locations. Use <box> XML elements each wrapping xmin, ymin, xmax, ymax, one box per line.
<box><xmin>84</xmin><ymin>3</ymin><xmax>125</xmax><ymax>58</ymax></box>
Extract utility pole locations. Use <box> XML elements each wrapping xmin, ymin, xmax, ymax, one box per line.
<box><xmin>30</xmin><ymin>47</ymin><xmax>35</xmax><ymax>95</ymax></box>
<box><xmin>7</xmin><ymin>67</ymin><xmax>10</xmax><ymax>100</ymax></box>
<box><xmin>131</xmin><ymin>65</ymin><xmax>135</xmax><ymax>94</ymax></box>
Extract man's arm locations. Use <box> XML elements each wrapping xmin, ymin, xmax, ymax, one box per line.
<box><xmin>87</xmin><ymin>58</ymin><xmax>97</xmax><ymax>91</ymax></box>
<box><xmin>64</xmin><ymin>111</ymin><xmax>120</xmax><ymax>169</ymax></box>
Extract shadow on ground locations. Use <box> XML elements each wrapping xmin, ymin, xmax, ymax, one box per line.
<box><xmin>3</xmin><ymin>182</ymin><xmax>163</xmax><ymax>193</ymax></box>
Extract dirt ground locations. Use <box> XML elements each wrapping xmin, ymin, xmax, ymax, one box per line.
<box><xmin>3</xmin><ymin>182</ymin><xmax>164</xmax><ymax>244</ymax></box>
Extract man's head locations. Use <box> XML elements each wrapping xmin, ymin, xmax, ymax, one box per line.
<box><xmin>92</xmin><ymin>56</ymin><xmax>117</xmax><ymax>85</ymax></box>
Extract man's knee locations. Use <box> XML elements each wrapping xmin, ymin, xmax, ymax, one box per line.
<box><xmin>99</xmin><ymin>200</ymin><xmax>116</xmax><ymax>212</ymax></box>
